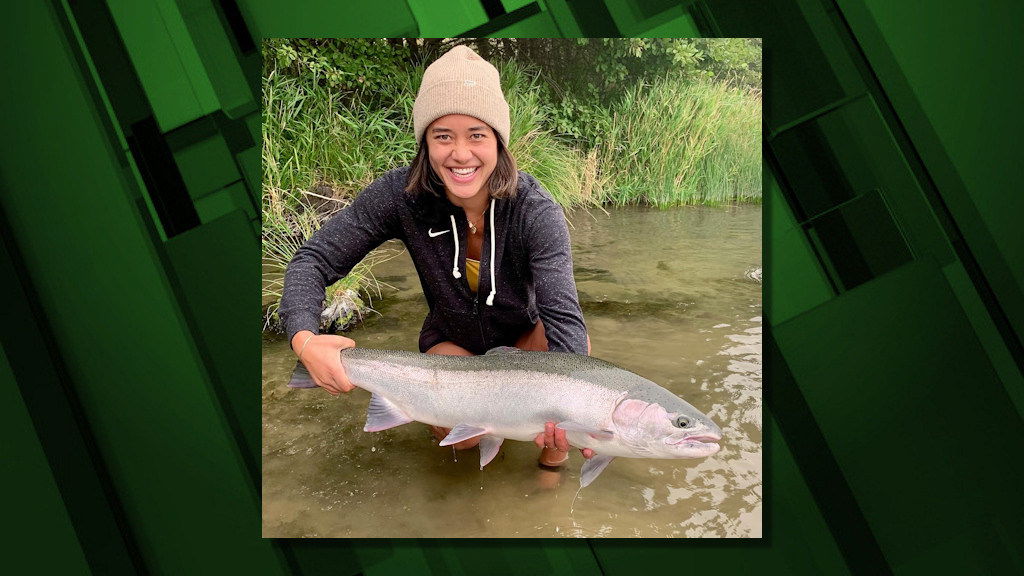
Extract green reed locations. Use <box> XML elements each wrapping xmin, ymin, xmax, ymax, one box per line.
<box><xmin>500</xmin><ymin>61</ymin><xmax>604</xmax><ymax>208</ymax></box>
<box><xmin>597</xmin><ymin>77</ymin><xmax>761</xmax><ymax>206</ymax></box>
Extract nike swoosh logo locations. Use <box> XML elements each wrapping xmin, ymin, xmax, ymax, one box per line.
<box><xmin>428</xmin><ymin>228</ymin><xmax>450</xmax><ymax>237</ymax></box>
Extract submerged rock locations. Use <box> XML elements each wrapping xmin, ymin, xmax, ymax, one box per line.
<box><xmin>320</xmin><ymin>288</ymin><xmax>370</xmax><ymax>332</ymax></box>
<box><xmin>262</xmin><ymin>287</ymin><xmax>373</xmax><ymax>334</ymax></box>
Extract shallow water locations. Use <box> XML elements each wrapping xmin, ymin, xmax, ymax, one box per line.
<box><xmin>262</xmin><ymin>204</ymin><xmax>762</xmax><ymax>538</ymax></box>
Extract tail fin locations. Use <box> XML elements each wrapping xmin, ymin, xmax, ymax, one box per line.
<box><xmin>286</xmin><ymin>360</ymin><xmax>319</xmax><ymax>389</ymax></box>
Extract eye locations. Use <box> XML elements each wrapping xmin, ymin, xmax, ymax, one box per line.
<box><xmin>470</xmin><ymin>133</ymin><xmax>486</xmax><ymax>140</ymax></box>
<box><xmin>434</xmin><ymin>134</ymin><xmax>451</xmax><ymax>142</ymax></box>
<box><xmin>673</xmin><ymin>416</ymin><xmax>691</xmax><ymax>428</ymax></box>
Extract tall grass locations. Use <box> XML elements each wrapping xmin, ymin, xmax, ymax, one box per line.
<box><xmin>597</xmin><ymin>77</ymin><xmax>761</xmax><ymax>206</ymax></box>
<box><xmin>261</xmin><ymin>57</ymin><xmax>760</xmax><ymax>332</ymax></box>
<box><xmin>262</xmin><ymin>68</ymin><xmax>416</xmax><ymax>331</ymax></box>
<box><xmin>261</xmin><ymin>60</ymin><xmax>593</xmax><ymax>332</ymax></box>
<box><xmin>262</xmin><ymin>68</ymin><xmax>419</xmax><ymax>231</ymax></box>
<box><xmin>261</xmin><ymin>204</ymin><xmax>401</xmax><ymax>332</ymax></box>
<box><xmin>500</xmin><ymin>61</ymin><xmax>606</xmax><ymax>208</ymax></box>
<box><xmin>262</xmin><ymin>61</ymin><xmax>595</xmax><ymax>231</ymax></box>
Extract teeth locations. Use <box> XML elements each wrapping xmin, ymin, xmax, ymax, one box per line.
<box><xmin>451</xmin><ymin>167</ymin><xmax>477</xmax><ymax>175</ymax></box>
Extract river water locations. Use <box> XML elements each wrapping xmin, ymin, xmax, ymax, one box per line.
<box><xmin>262</xmin><ymin>204</ymin><xmax>762</xmax><ymax>538</ymax></box>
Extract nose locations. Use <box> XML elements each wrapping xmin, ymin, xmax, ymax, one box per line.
<box><xmin>450</xmin><ymin>142</ymin><xmax>473</xmax><ymax>163</ymax></box>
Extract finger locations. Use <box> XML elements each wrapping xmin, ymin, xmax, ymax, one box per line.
<box><xmin>336</xmin><ymin>357</ymin><xmax>357</xmax><ymax>392</ymax></box>
<box><xmin>544</xmin><ymin>422</ymin><xmax>556</xmax><ymax>447</ymax></box>
<box><xmin>534</xmin><ymin>433</ymin><xmax>545</xmax><ymax>449</ymax></box>
<box><xmin>430</xmin><ymin>426</ymin><xmax>449</xmax><ymax>442</ymax></box>
<box><xmin>314</xmin><ymin>375</ymin><xmax>340</xmax><ymax>396</ymax></box>
<box><xmin>322</xmin><ymin>334</ymin><xmax>356</xmax><ymax>349</ymax></box>
<box><xmin>581</xmin><ymin>448</ymin><xmax>595</xmax><ymax>459</ymax></box>
<box><xmin>327</xmin><ymin>366</ymin><xmax>355</xmax><ymax>393</ymax></box>
<box><xmin>553</xmin><ymin>428</ymin><xmax>570</xmax><ymax>452</ymax></box>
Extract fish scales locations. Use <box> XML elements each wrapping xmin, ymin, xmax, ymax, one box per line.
<box><xmin>290</xmin><ymin>347</ymin><xmax>722</xmax><ymax>487</ymax></box>
<box><xmin>342</xmin><ymin>349</ymin><xmax>621</xmax><ymax>442</ymax></box>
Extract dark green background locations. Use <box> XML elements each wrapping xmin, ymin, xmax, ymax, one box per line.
<box><xmin>2</xmin><ymin>0</ymin><xmax>1022</xmax><ymax>573</ymax></box>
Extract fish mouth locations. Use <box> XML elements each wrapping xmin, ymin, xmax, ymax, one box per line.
<box><xmin>666</xmin><ymin>433</ymin><xmax>722</xmax><ymax>451</ymax></box>
<box><xmin>677</xmin><ymin>434</ymin><xmax>721</xmax><ymax>444</ymax></box>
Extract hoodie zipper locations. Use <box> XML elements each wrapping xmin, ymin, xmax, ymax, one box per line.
<box><xmin>446</xmin><ymin>205</ymin><xmax>492</xmax><ymax>350</ymax></box>
<box><xmin>475</xmin><ymin>210</ymin><xmax>488</xmax><ymax>347</ymax></box>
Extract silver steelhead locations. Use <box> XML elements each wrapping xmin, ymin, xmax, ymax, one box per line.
<box><xmin>288</xmin><ymin>347</ymin><xmax>722</xmax><ymax>487</ymax></box>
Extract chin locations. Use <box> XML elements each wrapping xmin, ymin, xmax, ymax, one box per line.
<box><xmin>446</xmin><ymin>184</ymin><xmax>486</xmax><ymax>199</ymax></box>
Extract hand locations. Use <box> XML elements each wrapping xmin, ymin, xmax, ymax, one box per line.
<box><xmin>292</xmin><ymin>331</ymin><xmax>356</xmax><ymax>395</ymax></box>
<box><xmin>534</xmin><ymin>422</ymin><xmax>595</xmax><ymax>465</ymax></box>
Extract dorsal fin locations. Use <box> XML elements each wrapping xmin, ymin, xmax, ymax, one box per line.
<box><xmin>484</xmin><ymin>346</ymin><xmax>523</xmax><ymax>355</ymax></box>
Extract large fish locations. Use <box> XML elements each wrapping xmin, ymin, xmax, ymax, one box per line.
<box><xmin>288</xmin><ymin>347</ymin><xmax>722</xmax><ymax>487</ymax></box>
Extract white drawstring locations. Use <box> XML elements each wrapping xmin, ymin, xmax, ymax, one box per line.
<box><xmin>486</xmin><ymin>198</ymin><xmax>496</xmax><ymax>306</ymax></box>
<box><xmin>444</xmin><ymin>200</ymin><xmax>496</xmax><ymax>305</ymax></box>
<box><xmin>449</xmin><ymin>214</ymin><xmax>461</xmax><ymax>279</ymax></box>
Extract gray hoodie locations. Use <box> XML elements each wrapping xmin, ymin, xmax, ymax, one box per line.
<box><xmin>280</xmin><ymin>167</ymin><xmax>588</xmax><ymax>355</ymax></box>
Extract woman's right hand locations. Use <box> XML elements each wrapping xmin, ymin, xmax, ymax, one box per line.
<box><xmin>291</xmin><ymin>331</ymin><xmax>357</xmax><ymax>395</ymax></box>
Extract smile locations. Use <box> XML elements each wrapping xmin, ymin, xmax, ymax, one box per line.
<box><xmin>447</xmin><ymin>167</ymin><xmax>479</xmax><ymax>183</ymax></box>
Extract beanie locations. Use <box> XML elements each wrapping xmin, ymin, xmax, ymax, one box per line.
<box><xmin>413</xmin><ymin>45</ymin><xmax>510</xmax><ymax>147</ymax></box>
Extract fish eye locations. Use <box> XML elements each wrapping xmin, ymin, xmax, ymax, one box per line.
<box><xmin>673</xmin><ymin>416</ymin><xmax>691</xmax><ymax>428</ymax></box>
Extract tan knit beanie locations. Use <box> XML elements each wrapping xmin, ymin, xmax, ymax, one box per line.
<box><xmin>413</xmin><ymin>45</ymin><xmax>510</xmax><ymax>147</ymax></box>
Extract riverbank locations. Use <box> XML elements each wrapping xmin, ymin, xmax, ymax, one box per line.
<box><xmin>261</xmin><ymin>39</ymin><xmax>761</xmax><ymax>333</ymax></box>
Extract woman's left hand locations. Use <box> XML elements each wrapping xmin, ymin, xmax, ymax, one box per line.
<box><xmin>534</xmin><ymin>421</ymin><xmax>595</xmax><ymax>465</ymax></box>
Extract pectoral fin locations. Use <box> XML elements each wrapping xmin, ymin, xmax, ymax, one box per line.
<box><xmin>580</xmin><ymin>454</ymin><xmax>615</xmax><ymax>488</ymax></box>
<box><xmin>478</xmin><ymin>435</ymin><xmax>504</xmax><ymax>469</ymax></box>
<box><xmin>556</xmin><ymin>421</ymin><xmax>615</xmax><ymax>440</ymax></box>
<box><xmin>439</xmin><ymin>424</ymin><xmax>488</xmax><ymax>446</ymax></box>
<box><xmin>363</xmin><ymin>394</ymin><xmax>414</xmax><ymax>432</ymax></box>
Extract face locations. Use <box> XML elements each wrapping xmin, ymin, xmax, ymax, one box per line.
<box><xmin>425</xmin><ymin>114</ymin><xmax>499</xmax><ymax>204</ymax></box>
<box><xmin>611</xmin><ymin>398</ymin><xmax>722</xmax><ymax>459</ymax></box>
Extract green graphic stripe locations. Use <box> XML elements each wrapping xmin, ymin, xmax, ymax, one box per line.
<box><xmin>826</xmin><ymin>0</ymin><xmax>1024</xmax><ymax>372</ymax></box>
<box><xmin>765</xmin><ymin>327</ymin><xmax>889</xmax><ymax>573</ymax></box>
<box><xmin>60</xmin><ymin>0</ymin><xmax>261</xmax><ymax>481</ymax></box>
<box><xmin>697</xmin><ymin>1</ymin><xmax>885</xmax><ymax>569</ymax></box>
<box><xmin>1</xmin><ymin>0</ymin><xmax>285</xmax><ymax>572</ymax></box>
<box><xmin>0</xmin><ymin>196</ymin><xmax>142</xmax><ymax>573</ymax></box>
<box><xmin>461</xmin><ymin>2</ymin><xmax>542</xmax><ymax>37</ymax></box>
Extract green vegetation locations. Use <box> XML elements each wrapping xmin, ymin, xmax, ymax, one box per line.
<box><xmin>261</xmin><ymin>38</ymin><xmax>761</xmax><ymax>332</ymax></box>
<box><xmin>261</xmin><ymin>66</ymin><xmax>418</xmax><ymax>234</ymax></box>
<box><xmin>598</xmin><ymin>78</ymin><xmax>761</xmax><ymax>205</ymax></box>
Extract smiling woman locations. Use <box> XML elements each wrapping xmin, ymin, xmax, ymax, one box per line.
<box><xmin>278</xmin><ymin>45</ymin><xmax>592</xmax><ymax>468</ymax></box>
<box><xmin>426</xmin><ymin>117</ymin><xmax>499</xmax><ymax>199</ymax></box>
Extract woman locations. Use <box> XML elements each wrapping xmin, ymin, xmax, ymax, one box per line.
<box><xmin>279</xmin><ymin>45</ymin><xmax>592</xmax><ymax>468</ymax></box>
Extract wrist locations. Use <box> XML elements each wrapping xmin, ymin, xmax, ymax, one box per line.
<box><xmin>292</xmin><ymin>331</ymin><xmax>316</xmax><ymax>358</ymax></box>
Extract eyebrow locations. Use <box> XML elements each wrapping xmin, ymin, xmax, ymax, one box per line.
<box><xmin>430</xmin><ymin>126</ymin><xmax>489</xmax><ymax>133</ymax></box>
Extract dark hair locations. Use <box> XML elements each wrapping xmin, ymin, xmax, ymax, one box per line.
<box><xmin>405</xmin><ymin>136</ymin><xmax>519</xmax><ymax>199</ymax></box>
